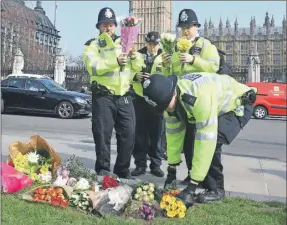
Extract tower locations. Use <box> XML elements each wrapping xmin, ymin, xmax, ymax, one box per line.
<box><xmin>130</xmin><ymin>0</ymin><xmax>172</xmax><ymax>49</ymax></box>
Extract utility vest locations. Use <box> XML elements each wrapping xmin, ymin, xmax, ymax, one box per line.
<box><xmin>83</xmin><ymin>33</ymin><xmax>143</xmax><ymax>96</ymax></box>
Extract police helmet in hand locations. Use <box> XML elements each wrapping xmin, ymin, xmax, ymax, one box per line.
<box><xmin>142</xmin><ymin>74</ymin><xmax>178</xmax><ymax>113</ymax></box>
<box><xmin>145</xmin><ymin>31</ymin><xmax>161</xmax><ymax>44</ymax></box>
<box><xmin>177</xmin><ymin>9</ymin><xmax>201</xmax><ymax>28</ymax></box>
<box><xmin>96</xmin><ymin>7</ymin><xmax>117</xmax><ymax>29</ymax></box>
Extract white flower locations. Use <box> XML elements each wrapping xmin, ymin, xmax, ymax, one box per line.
<box><xmin>53</xmin><ymin>176</ymin><xmax>68</xmax><ymax>186</ymax></box>
<box><xmin>74</xmin><ymin>178</ymin><xmax>90</xmax><ymax>190</ymax></box>
<box><xmin>27</xmin><ymin>152</ymin><xmax>39</xmax><ymax>164</ymax></box>
<box><xmin>38</xmin><ymin>171</ymin><xmax>52</xmax><ymax>184</ymax></box>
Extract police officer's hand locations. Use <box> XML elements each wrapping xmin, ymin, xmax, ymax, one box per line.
<box><xmin>136</xmin><ymin>72</ymin><xmax>150</xmax><ymax>82</ymax></box>
<box><xmin>162</xmin><ymin>53</ymin><xmax>172</xmax><ymax>66</ymax></box>
<box><xmin>180</xmin><ymin>53</ymin><xmax>194</xmax><ymax>64</ymax></box>
<box><xmin>117</xmin><ymin>53</ymin><xmax>128</xmax><ymax>66</ymax></box>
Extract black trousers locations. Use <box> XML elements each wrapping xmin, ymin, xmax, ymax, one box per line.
<box><xmin>91</xmin><ymin>93</ymin><xmax>135</xmax><ymax>177</ymax></box>
<box><xmin>185</xmin><ymin>105</ymin><xmax>253</xmax><ymax>191</ymax></box>
<box><xmin>133</xmin><ymin>96</ymin><xmax>163</xmax><ymax>169</ymax></box>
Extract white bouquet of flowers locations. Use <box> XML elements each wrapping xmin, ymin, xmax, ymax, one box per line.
<box><xmin>160</xmin><ymin>33</ymin><xmax>176</xmax><ymax>55</ymax></box>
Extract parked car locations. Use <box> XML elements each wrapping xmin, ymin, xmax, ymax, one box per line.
<box><xmin>1</xmin><ymin>76</ymin><xmax>91</xmax><ymax>118</ymax></box>
<box><xmin>246</xmin><ymin>82</ymin><xmax>287</xmax><ymax>119</ymax></box>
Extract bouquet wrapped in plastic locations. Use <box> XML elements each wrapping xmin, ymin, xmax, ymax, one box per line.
<box><xmin>119</xmin><ymin>16</ymin><xmax>141</xmax><ymax>71</ymax></box>
<box><xmin>22</xmin><ymin>185</ymin><xmax>73</xmax><ymax>208</ymax></box>
<box><xmin>1</xmin><ymin>162</ymin><xmax>33</xmax><ymax>193</ymax></box>
<box><xmin>159</xmin><ymin>194</ymin><xmax>187</xmax><ymax>218</ymax></box>
<box><xmin>7</xmin><ymin>135</ymin><xmax>61</xmax><ymax>180</ymax></box>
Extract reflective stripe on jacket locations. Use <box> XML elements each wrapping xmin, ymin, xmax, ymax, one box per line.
<box><xmin>163</xmin><ymin>37</ymin><xmax>220</xmax><ymax>77</ymax></box>
<box><xmin>166</xmin><ymin>72</ymin><xmax>252</xmax><ymax>181</ymax></box>
<box><xmin>82</xmin><ymin>32</ymin><xmax>144</xmax><ymax>96</ymax></box>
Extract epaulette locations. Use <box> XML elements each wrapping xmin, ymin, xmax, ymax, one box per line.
<box><xmin>84</xmin><ymin>38</ymin><xmax>96</xmax><ymax>46</ymax></box>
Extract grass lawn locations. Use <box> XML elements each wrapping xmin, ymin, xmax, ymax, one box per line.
<box><xmin>1</xmin><ymin>188</ymin><xmax>286</xmax><ymax>225</ymax></box>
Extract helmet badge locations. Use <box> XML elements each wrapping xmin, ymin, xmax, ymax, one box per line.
<box><xmin>105</xmin><ymin>8</ymin><xmax>113</xmax><ymax>18</ymax></box>
<box><xmin>180</xmin><ymin>11</ymin><xmax>188</xmax><ymax>22</ymax></box>
<box><xmin>143</xmin><ymin>79</ymin><xmax>151</xmax><ymax>89</ymax></box>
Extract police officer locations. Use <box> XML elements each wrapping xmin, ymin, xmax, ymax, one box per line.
<box><xmin>142</xmin><ymin>73</ymin><xmax>256</xmax><ymax>207</ymax></box>
<box><xmin>162</xmin><ymin>9</ymin><xmax>221</xmax><ymax>186</ymax></box>
<box><xmin>83</xmin><ymin>7</ymin><xmax>144</xmax><ymax>178</ymax></box>
<box><xmin>131</xmin><ymin>31</ymin><xmax>165</xmax><ymax>177</ymax></box>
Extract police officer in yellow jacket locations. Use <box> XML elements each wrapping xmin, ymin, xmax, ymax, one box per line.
<box><xmin>83</xmin><ymin>7</ymin><xmax>143</xmax><ymax>178</ymax></box>
<box><xmin>162</xmin><ymin>9</ymin><xmax>221</xmax><ymax>186</ymax></box>
<box><xmin>131</xmin><ymin>31</ymin><xmax>165</xmax><ymax>177</ymax></box>
<box><xmin>162</xmin><ymin>9</ymin><xmax>220</xmax><ymax>76</ymax></box>
<box><xmin>141</xmin><ymin>73</ymin><xmax>256</xmax><ymax>207</ymax></box>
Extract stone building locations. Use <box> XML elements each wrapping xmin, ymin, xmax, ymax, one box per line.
<box><xmin>1</xmin><ymin>0</ymin><xmax>61</xmax><ymax>72</ymax></box>
<box><xmin>130</xmin><ymin>0</ymin><xmax>172</xmax><ymax>49</ymax></box>
<box><xmin>200</xmin><ymin>13</ymin><xmax>287</xmax><ymax>82</ymax></box>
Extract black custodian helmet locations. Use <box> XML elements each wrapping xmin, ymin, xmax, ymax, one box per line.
<box><xmin>96</xmin><ymin>7</ymin><xmax>117</xmax><ymax>29</ymax></box>
<box><xmin>177</xmin><ymin>9</ymin><xmax>201</xmax><ymax>28</ymax></box>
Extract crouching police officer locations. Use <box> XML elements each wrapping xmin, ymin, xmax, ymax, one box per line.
<box><xmin>83</xmin><ymin>7</ymin><xmax>143</xmax><ymax>178</ymax></box>
<box><xmin>141</xmin><ymin>72</ymin><xmax>256</xmax><ymax>207</ymax></box>
<box><xmin>132</xmin><ymin>31</ymin><xmax>165</xmax><ymax>177</ymax></box>
<box><xmin>162</xmin><ymin>8</ymin><xmax>221</xmax><ymax>186</ymax></box>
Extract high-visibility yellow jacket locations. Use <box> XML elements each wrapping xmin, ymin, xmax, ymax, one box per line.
<box><xmin>162</xmin><ymin>37</ymin><xmax>220</xmax><ymax>77</ymax></box>
<box><xmin>82</xmin><ymin>32</ymin><xmax>144</xmax><ymax>96</ymax></box>
<box><xmin>133</xmin><ymin>47</ymin><xmax>164</xmax><ymax>96</ymax></box>
<box><xmin>165</xmin><ymin>72</ymin><xmax>254</xmax><ymax>182</ymax></box>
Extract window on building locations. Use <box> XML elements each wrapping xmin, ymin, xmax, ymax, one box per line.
<box><xmin>226</xmin><ymin>42</ymin><xmax>233</xmax><ymax>51</ymax></box>
<box><xmin>49</xmin><ymin>37</ymin><xmax>53</xmax><ymax>43</ymax></box>
<box><xmin>259</xmin><ymin>54</ymin><xmax>264</xmax><ymax>65</ymax></box>
<box><xmin>257</xmin><ymin>42</ymin><xmax>265</xmax><ymax>53</ymax></box>
<box><xmin>273</xmin><ymin>54</ymin><xmax>280</xmax><ymax>65</ymax></box>
<box><xmin>45</xmin><ymin>35</ymin><xmax>48</xmax><ymax>42</ymax></box>
<box><xmin>226</xmin><ymin>54</ymin><xmax>233</xmax><ymax>65</ymax></box>
<box><xmin>241</xmin><ymin>54</ymin><xmax>248</xmax><ymax>65</ymax></box>
<box><xmin>36</xmin><ymin>32</ymin><xmax>39</xmax><ymax>39</ymax></box>
<box><xmin>274</xmin><ymin>42</ymin><xmax>281</xmax><ymax>50</ymax></box>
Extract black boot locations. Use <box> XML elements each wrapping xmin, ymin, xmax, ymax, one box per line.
<box><xmin>150</xmin><ymin>167</ymin><xmax>164</xmax><ymax>177</ymax></box>
<box><xmin>164</xmin><ymin>166</ymin><xmax>177</xmax><ymax>189</ymax></box>
<box><xmin>176</xmin><ymin>182</ymin><xmax>197</xmax><ymax>208</ymax></box>
<box><xmin>131</xmin><ymin>167</ymin><xmax>146</xmax><ymax>176</ymax></box>
<box><xmin>196</xmin><ymin>189</ymin><xmax>225</xmax><ymax>203</ymax></box>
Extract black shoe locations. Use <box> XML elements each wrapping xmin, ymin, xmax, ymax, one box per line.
<box><xmin>179</xmin><ymin>175</ymin><xmax>191</xmax><ymax>185</ymax></box>
<box><xmin>131</xmin><ymin>167</ymin><xmax>146</xmax><ymax>176</ymax></box>
<box><xmin>150</xmin><ymin>167</ymin><xmax>164</xmax><ymax>177</ymax></box>
<box><xmin>176</xmin><ymin>183</ymin><xmax>197</xmax><ymax>208</ymax></box>
<box><xmin>196</xmin><ymin>189</ymin><xmax>225</xmax><ymax>203</ymax></box>
<box><xmin>164</xmin><ymin>166</ymin><xmax>177</xmax><ymax>189</ymax></box>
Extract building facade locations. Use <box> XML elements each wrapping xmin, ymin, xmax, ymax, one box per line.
<box><xmin>1</xmin><ymin>0</ymin><xmax>61</xmax><ymax>72</ymax></box>
<box><xmin>200</xmin><ymin>13</ymin><xmax>287</xmax><ymax>82</ymax></box>
<box><xmin>130</xmin><ymin>0</ymin><xmax>172</xmax><ymax>49</ymax></box>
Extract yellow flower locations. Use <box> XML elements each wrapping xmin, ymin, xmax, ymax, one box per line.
<box><xmin>162</xmin><ymin>194</ymin><xmax>171</xmax><ymax>202</ymax></box>
<box><xmin>30</xmin><ymin>173</ymin><xmax>39</xmax><ymax>181</ymax></box>
<box><xmin>166</xmin><ymin>210</ymin><xmax>176</xmax><ymax>218</ymax></box>
<box><xmin>178</xmin><ymin>211</ymin><xmax>186</xmax><ymax>218</ymax></box>
<box><xmin>160</xmin><ymin>201</ymin><xmax>167</xmax><ymax>209</ymax></box>
<box><xmin>177</xmin><ymin>201</ymin><xmax>186</xmax><ymax>211</ymax></box>
<box><xmin>40</xmin><ymin>164</ymin><xmax>50</xmax><ymax>174</ymax></box>
<box><xmin>177</xmin><ymin>38</ymin><xmax>192</xmax><ymax>52</ymax></box>
<box><xmin>170</xmin><ymin>196</ymin><xmax>177</xmax><ymax>203</ymax></box>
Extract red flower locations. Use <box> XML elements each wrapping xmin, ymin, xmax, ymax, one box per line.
<box><xmin>102</xmin><ymin>176</ymin><xmax>119</xmax><ymax>190</ymax></box>
<box><xmin>8</xmin><ymin>161</ymin><xmax>14</xmax><ymax>167</ymax></box>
